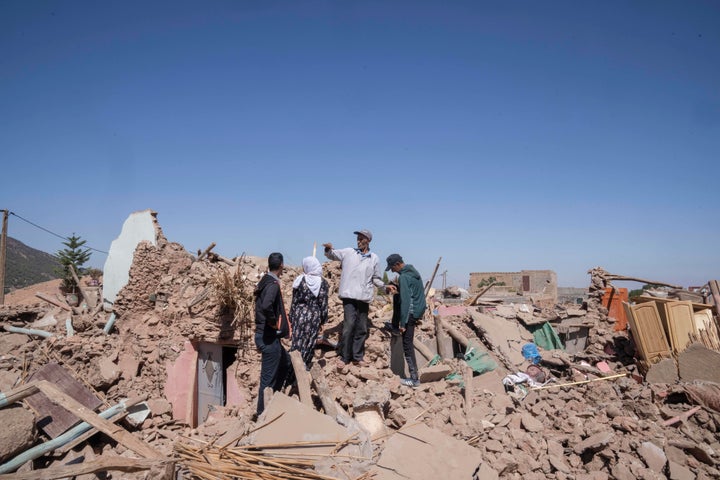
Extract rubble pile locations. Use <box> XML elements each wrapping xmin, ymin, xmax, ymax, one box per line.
<box><xmin>0</xmin><ymin>216</ymin><xmax>719</xmax><ymax>479</ymax></box>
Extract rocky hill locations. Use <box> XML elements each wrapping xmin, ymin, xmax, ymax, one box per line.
<box><xmin>4</xmin><ymin>236</ymin><xmax>61</xmax><ymax>292</ymax></box>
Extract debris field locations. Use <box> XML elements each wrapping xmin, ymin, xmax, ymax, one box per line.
<box><xmin>1</xmin><ymin>211</ymin><xmax>720</xmax><ymax>480</ymax></box>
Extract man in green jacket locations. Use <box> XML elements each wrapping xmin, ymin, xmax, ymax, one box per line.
<box><xmin>386</xmin><ymin>254</ymin><xmax>426</xmax><ymax>388</ymax></box>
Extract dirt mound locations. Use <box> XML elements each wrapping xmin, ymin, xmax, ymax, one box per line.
<box><xmin>3</xmin><ymin>278</ymin><xmax>63</xmax><ymax>307</ymax></box>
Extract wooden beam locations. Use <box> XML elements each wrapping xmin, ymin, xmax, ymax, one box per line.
<box><xmin>413</xmin><ymin>338</ymin><xmax>435</xmax><ymax>362</ymax></box>
<box><xmin>197</xmin><ymin>242</ymin><xmax>216</xmax><ymax>261</ymax></box>
<box><xmin>441</xmin><ymin>319</ymin><xmax>470</xmax><ymax>348</ymax></box>
<box><xmin>709</xmin><ymin>280</ymin><xmax>720</xmax><ymax>315</ymax></box>
<box><xmin>0</xmin><ymin>382</ymin><xmax>41</xmax><ymax>407</ymax></box>
<box><xmin>0</xmin><ymin>210</ymin><xmax>7</xmax><ymax>305</ymax></box>
<box><xmin>186</xmin><ymin>287</ymin><xmax>210</xmax><ymax>309</ymax></box>
<box><xmin>217</xmin><ymin>254</ymin><xmax>236</xmax><ymax>267</ymax></box>
<box><xmin>596</xmin><ymin>270</ymin><xmax>681</xmax><ymax>289</ymax></box>
<box><xmin>56</xmin><ymin>394</ymin><xmax>148</xmax><ymax>454</ymax></box>
<box><xmin>530</xmin><ymin>373</ymin><xmax>627</xmax><ymax>391</ymax></box>
<box><xmin>35</xmin><ymin>293</ymin><xmax>72</xmax><ymax>312</ymax></box>
<box><xmin>424</xmin><ymin>257</ymin><xmax>442</xmax><ymax>296</ymax></box>
<box><xmin>465</xmin><ymin>282</ymin><xmax>497</xmax><ymax>306</ymax></box>
<box><xmin>69</xmin><ymin>265</ymin><xmax>96</xmax><ymax>309</ymax></box>
<box><xmin>263</xmin><ymin>386</ymin><xmax>274</xmax><ymax>413</ymax></box>
<box><xmin>464</xmin><ymin>365</ymin><xmax>473</xmax><ymax>415</ymax></box>
<box><xmin>309</xmin><ymin>364</ymin><xmax>338</xmax><ymax>418</ymax></box>
<box><xmin>433</xmin><ymin>314</ymin><xmax>452</xmax><ymax>359</ymax></box>
<box><xmin>288</xmin><ymin>350</ymin><xmax>313</xmax><ymax>408</ymax></box>
<box><xmin>0</xmin><ymin>457</ymin><xmax>171</xmax><ymax>480</ymax></box>
<box><xmin>661</xmin><ymin>405</ymin><xmax>702</xmax><ymax>427</ymax></box>
<box><xmin>36</xmin><ymin>382</ymin><xmax>163</xmax><ymax>459</ymax></box>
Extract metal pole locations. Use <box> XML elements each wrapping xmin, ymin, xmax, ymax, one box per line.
<box><xmin>0</xmin><ymin>209</ymin><xmax>8</xmax><ymax>304</ymax></box>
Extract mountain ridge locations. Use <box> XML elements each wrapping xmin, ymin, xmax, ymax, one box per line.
<box><xmin>3</xmin><ymin>237</ymin><xmax>62</xmax><ymax>293</ymax></box>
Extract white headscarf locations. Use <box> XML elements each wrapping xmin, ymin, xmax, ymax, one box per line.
<box><xmin>292</xmin><ymin>256</ymin><xmax>323</xmax><ymax>297</ymax></box>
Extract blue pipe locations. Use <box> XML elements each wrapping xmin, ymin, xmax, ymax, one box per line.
<box><xmin>4</xmin><ymin>326</ymin><xmax>54</xmax><ymax>339</ymax></box>
<box><xmin>103</xmin><ymin>313</ymin><xmax>117</xmax><ymax>334</ymax></box>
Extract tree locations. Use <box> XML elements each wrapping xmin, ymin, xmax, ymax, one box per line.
<box><xmin>378</xmin><ymin>271</ymin><xmax>391</xmax><ymax>295</ymax></box>
<box><xmin>476</xmin><ymin>276</ymin><xmax>506</xmax><ymax>289</ymax></box>
<box><xmin>629</xmin><ymin>284</ymin><xmax>663</xmax><ymax>300</ymax></box>
<box><xmin>55</xmin><ymin>234</ymin><xmax>92</xmax><ymax>293</ymax></box>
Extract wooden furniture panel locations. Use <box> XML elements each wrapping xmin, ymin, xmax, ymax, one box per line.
<box><xmin>628</xmin><ymin>302</ymin><xmax>671</xmax><ymax>364</ymax></box>
<box><xmin>25</xmin><ymin>362</ymin><xmax>103</xmax><ymax>438</ymax></box>
<box><xmin>664</xmin><ymin>301</ymin><xmax>697</xmax><ymax>354</ymax></box>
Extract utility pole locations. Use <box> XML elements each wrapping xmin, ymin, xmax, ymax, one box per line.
<box><xmin>0</xmin><ymin>209</ymin><xmax>7</xmax><ymax>304</ymax></box>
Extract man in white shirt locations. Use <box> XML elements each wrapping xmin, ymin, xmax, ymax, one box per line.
<box><xmin>323</xmin><ymin>229</ymin><xmax>388</xmax><ymax>366</ymax></box>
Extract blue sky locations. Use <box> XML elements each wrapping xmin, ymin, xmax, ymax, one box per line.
<box><xmin>2</xmin><ymin>1</ymin><xmax>719</xmax><ymax>289</ymax></box>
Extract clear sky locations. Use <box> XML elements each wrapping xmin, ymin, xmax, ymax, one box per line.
<box><xmin>2</xmin><ymin>1</ymin><xmax>719</xmax><ymax>289</ymax></box>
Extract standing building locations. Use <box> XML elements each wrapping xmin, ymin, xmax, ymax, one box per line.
<box><xmin>469</xmin><ymin>270</ymin><xmax>557</xmax><ymax>303</ymax></box>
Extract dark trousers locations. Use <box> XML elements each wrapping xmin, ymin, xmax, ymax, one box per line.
<box><xmin>402</xmin><ymin>318</ymin><xmax>419</xmax><ymax>381</ymax></box>
<box><xmin>339</xmin><ymin>299</ymin><xmax>369</xmax><ymax>363</ymax></box>
<box><xmin>256</xmin><ymin>337</ymin><xmax>290</xmax><ymax>416</ymax></box>
<box><xmin>391</xmin><ymin>293</ymin><xmax>401</xmax><ymax>329</ymax></box>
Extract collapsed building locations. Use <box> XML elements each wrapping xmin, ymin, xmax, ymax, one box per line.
<box><xmin>0</xmin><ymin>209</ymin><xmax>719</xmax><ymax>479</ymax></box>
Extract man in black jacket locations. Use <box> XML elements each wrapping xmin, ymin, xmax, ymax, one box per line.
<box><xmin>254</xmin><ymin>252</ymin><xmax>291</xmax><ymax>416</ymax></box>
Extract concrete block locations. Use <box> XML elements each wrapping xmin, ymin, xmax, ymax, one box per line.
<box><xmin>372</xmin><ymin>423</ymin><xmax>481</xmax><ymax>479</ymax></box>
<box><xmin>418</xmin><ymin>364</ymin><xmax>452</xmax><ymax>383</ymax></box>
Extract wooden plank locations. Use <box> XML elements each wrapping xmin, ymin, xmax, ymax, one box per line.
<box><xmin>288</xmin><ymin>350</ymin><xmax>313</xmax><ymax>408</ymax></box>
<box><xmin>56</xmin><ymin>393</ymin><xmax>149</xmax><ymax>454</ymax></box>
<box><xmin>309</xmin><ymin>364</ymin><xmax>338</xmax><ymax>418</ymax></box>
<box><xmin>463</xmin><ymin>365</ymin><xmax>473</xmax><ymax>415</ymax></box>
<box><xmin>629</xmin><ymin>302</ymin><xmax>671</xmax><ymax>364</ymax></box>
<box><xmin>464</xmin><ymin>282</ymin><xmax>496</xmax><ymax>306</ymax></box>
<box><xmin>441</xmin><ymin>319</ymin><xmax>470</xmax><ymax>348</ymax></box>
<box><xmin>709</xmin><ymin>280</ymin><xmax>720</xmax><ymax>315</ymax></box>
<box><xmin>0</xmin><ymin>457</ymin><xmax>170</xmax><ymax>480</ymax></box>
<box><xmin>0</xmin><ymin>382</ymin><xmax>40</xmax><ymax>406</ymax></box>
<box><xmin>55</xmin><ymin>410</ymin><xmax>125</xmax><ymax>455</ymax></box>
<box><xmin>69</xmin><ymin>264</ymin><xmax>96</xmax><ymax>309</ymax></box>
<box><xmin>34</xmin><ymin>293</ymin><xmax>72</xmax><ymax>312</ymax></box>
<box><xmin>36</xmin><ymin>381</ymin><xmax>163</xmax><ymax>459</ymax></box>
<box><xmin>434</xmin><ymin>314</ymin><xmax>452</xmax><ymax>359</ymax></box>
<box><xmin>413</xmin><ymin>338</ymin><xmax>435</xmax><ymax>362</ymax></box>
<box><xmin>424</xmin><ymin>257</ymin><xmax>442</xmax><ymax>296</ymax></box>
<box><xmin>25</xmin><ymin>363</ymin><xmax>103</xmax><ymax>439</ymax></box>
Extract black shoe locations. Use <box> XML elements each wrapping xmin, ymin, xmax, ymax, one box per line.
<box><xmin>382</xmin><ymin>321</ymin><xmax>402</xmax><ymax>336</ymax></box>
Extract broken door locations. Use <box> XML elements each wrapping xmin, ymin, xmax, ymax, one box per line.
<box><xmin>197</xmin><ymin>342</ymin><xmax>224</xmax><ymax>424</ymax></box>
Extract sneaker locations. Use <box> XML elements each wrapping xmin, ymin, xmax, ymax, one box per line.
<box><xmin>400</xmin><ymin>378</ymin><xmax>420</xmax><ymax>388</ymax></box>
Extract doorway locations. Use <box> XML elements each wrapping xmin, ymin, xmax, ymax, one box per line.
<box><xmin>196</xmin><ymin>342</ymin><xmax>238</xmax><ymax>424</ymax></box>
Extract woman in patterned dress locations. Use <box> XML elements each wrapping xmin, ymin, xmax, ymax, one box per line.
<box><xmin>289</xmin><ymin>256</ymin><xmax>329</xmax><ymax>368</ymax></box>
